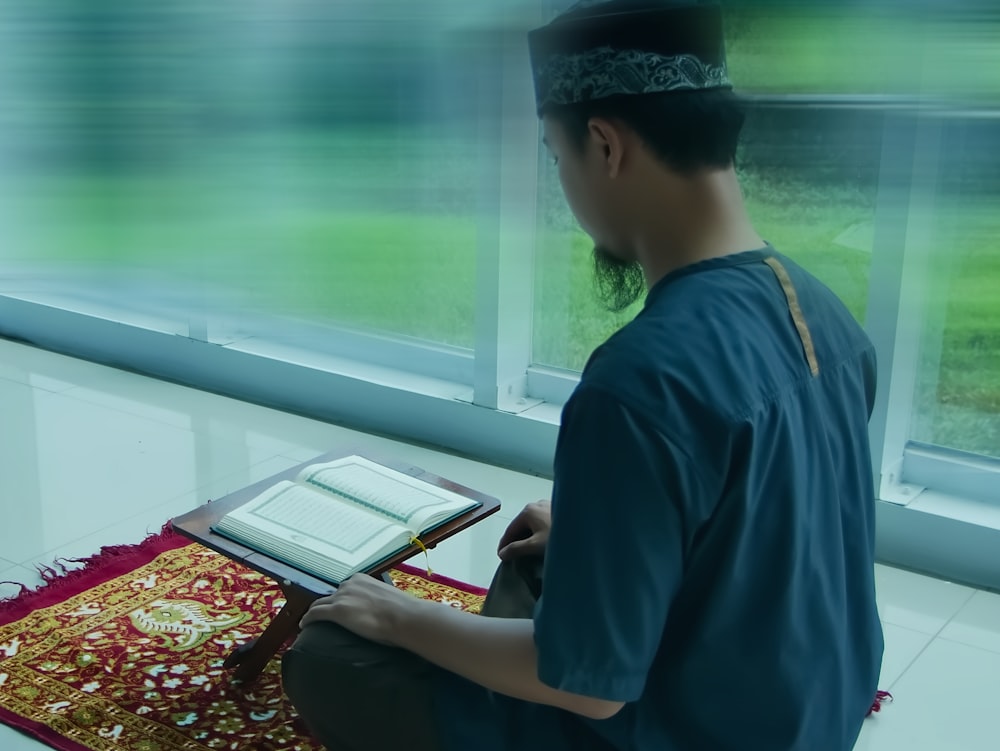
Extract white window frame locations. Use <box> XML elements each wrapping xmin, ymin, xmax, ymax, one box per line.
<box><xmin>865</xmin><ymin>110</ymin><xmax>944</xmax><ymax>504</ymax></box>
<box><xmin>867</xmin><ymin>108</ymin><xmax>1000</xmax><ymax>508</ymax></box>
<box><xmin>470</xmin><ymin>26</ymin><xmax>542</xmax><ymax>414</ymax></box>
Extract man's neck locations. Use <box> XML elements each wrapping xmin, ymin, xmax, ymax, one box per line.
<box><xmin>633</xmin><ymin>168</ymin><xmax>764</xmax><ymax>290</ymax></box>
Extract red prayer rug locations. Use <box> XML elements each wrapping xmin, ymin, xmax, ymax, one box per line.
<box><xmin>0</xmin><ymin>528</ymin><xmax>486</xmax><ymax>751</ymax></box>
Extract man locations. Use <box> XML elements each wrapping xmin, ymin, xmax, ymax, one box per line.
<box><xmin>282</xmin><ymin>1</ymin><xmax>884</xmax><ymax>749</ymax></box>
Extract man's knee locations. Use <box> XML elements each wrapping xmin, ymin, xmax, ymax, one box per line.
<box><xmin>481</xmin><ymin>556</ymin><xmax>543</xmax><ymax>619</ymax></box>
<box><xmin>281</xmin><ymin>622</ymin><xmax>441</xmax><ymax>751</ymax></box>
<box><xmin>282</xmin><ymin>623</ymin><xmax>361</xmax><ymax>711</ymax></box>
<box><xmin>282</xmin><ymin>621</ymin><xmax>431</xmax><ymax>703</ymax></box>
<box><xmin>287</xmin><ymin>620</ymin><xmax>385</xmax><ymax>664</ymax></box>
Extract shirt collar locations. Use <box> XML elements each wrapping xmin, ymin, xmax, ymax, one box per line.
<box><xmin>643</xmin><ymin>245</ymin><xmax>775</xmax><ymax>309</ymax></box>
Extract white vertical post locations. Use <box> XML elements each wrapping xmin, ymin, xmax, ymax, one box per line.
<box><xmin>473</xmin><ymin>22</ymin><xmax>542</xmax><ymax>413</ymax></box>
<box><xmin>866</xmin><ymin>110</ymin><xmax>943</xmax><ymax>503</ymax></box>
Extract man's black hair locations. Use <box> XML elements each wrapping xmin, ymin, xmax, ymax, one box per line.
<box><xmin>542</xmin><ymin>88</ymin><xmax>744</xmax><ymax>175</ymax></box>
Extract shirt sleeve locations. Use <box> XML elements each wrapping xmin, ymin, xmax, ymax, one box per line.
<box><xmin>534</xmin><ymin>385</ymin><xmax>704</xmax><ymax>703</ymax></box>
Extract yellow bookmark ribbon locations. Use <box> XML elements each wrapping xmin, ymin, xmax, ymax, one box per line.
<box><xmin>409</xmin><ymin>535</ymin><xmax>434</xmax><ymax>577</ymax></box>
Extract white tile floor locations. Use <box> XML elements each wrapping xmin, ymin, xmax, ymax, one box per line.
<box><xmin>1</xmin><ymin>337</ymin><xmax>998</xmax><ymax>750</ymax></box>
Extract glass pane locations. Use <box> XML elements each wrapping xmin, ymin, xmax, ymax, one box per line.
<box><xmin>910</xmin><ymin>118</ymin><xmax>1000</xmax><ymax>458</ymax></box>
<box><xmin>724</xmin><ymin>2</ymin><xmax>999</xmax><ymax>100</ymax></box>
<box><xmin>738</xmin><ymin>105</ymin><xmax>880</xmax><ymax>323</ymax></box>
<box><xmin>531</xmin><ymin>104</ymin><xmax>881</xmax><ymax>371</ymax></box>
<box><xmin>532</xmin><ymin>148</ymin><xmax>642</xmax><ymax>372</ymax></box>
<box><xmin>0</xmin><ymin>1</ymin><xmax>480</xmax><ymax>347</ymax></box>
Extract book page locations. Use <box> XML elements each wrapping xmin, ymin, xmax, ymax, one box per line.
<box><xmin>298</xmin><ymin>456</ymin><xmax>478</xmax><ymax>532</ymax></box>
<box><xmin>217</xmin><ymin>481</ymin><xmax>405</xmax><ymax>557</ymax></box>
<box><xmin>251</xmin><ymin>484</ymin><xmax>397</xmax><ymax>554</ymax></box>
<box><xmin>212</xmin><ymin>481</ymin><xmax>418</xmax><ymax>583</ymax></box>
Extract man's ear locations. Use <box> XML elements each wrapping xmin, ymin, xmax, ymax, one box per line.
<box><xmin>587</xmin><ymin>117</ymin><xmax>625</xmax><ymax>178</ymax></box>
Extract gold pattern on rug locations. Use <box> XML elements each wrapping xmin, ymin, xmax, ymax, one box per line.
<box><xmin>1</xmin><ymin>544</ymin><xmax>485</xmax><ymax>751</ymax></box>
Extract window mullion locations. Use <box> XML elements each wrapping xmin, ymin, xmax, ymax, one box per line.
<box><xmin>473</xmin><ymin>25</ymin><xmax>540</xmax><ymax>413</ymax></box>
<box><xmin>865</xmin><ymin>111</ymin><xmax>943</xmax><ymax>503</ymax></box>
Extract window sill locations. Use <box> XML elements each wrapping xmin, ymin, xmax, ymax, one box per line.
<box><xmin>876</xmin><ymin>494</ymin><xmax>1000</xmax><ymax>591</ymax></box>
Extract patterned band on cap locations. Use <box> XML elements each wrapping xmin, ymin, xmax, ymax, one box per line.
<box><xmin>535</xmin><ymin>46</ymin><xmax>731</xmax><ymax>110</ymax></box>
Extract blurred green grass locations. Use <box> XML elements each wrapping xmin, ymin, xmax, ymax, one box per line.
<box><xmin>725</xmin><ymin>6</ymin><xmax>1000</xmax><ymax>98</ymax></box>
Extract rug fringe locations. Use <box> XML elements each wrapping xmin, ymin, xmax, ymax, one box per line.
<box><xmin>0</xmin><ymin>522</ymin><xmax>190</xmax><ymax>625</ymax></box>
<box><xmin>866</xmin><ymin>689</ymin><xmax>893</xmax><ymax>717</ymax></box>
<box><xmin>37</xmin><ymin>522</ymin><xmax>178</xmax><ymax>581</ymax></box>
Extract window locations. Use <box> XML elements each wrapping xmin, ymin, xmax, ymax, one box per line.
<box><xmin>0</xmin><ymin>1</ymin><xmax>481</xmax><ymax>348</ymax></box>
<box><xmin>909</xmin><ymin>117</ymin><xmax>1000</xmax><ymax>459</ymax></box>
<box><xmin>2</xmin><ymin>2</ymin><xmax>999</xmax><ymax>585</ymax></box>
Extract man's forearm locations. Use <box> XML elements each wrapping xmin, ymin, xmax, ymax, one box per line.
<box><xmin>390</xmin><ymin>596</ymin><xmax>623</xmax><ymax>720</ymax></box>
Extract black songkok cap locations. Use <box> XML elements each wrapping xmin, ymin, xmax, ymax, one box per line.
<box><xmin>528</xmin><ymin>1</ymin><xmax>731</xmax><ymax>115</ymax></box>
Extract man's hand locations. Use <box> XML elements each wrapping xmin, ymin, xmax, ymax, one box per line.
<box><xmin>299</xmin><ymin>574</ymin><xmax>415</xmax><ymax>646</ymax></box>
<box><xmin>497</xmin><ymin>500</ymin><xmax>552</xmax><ymax>561</ymax></box>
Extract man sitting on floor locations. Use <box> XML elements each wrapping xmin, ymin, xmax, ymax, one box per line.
<box><xmin>282</xmin><ymin>2</ymin><xmax>884</xmax><ymax>749</ymax></box>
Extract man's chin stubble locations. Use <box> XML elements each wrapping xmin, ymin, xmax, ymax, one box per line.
<box><xmin>593</xmin><ymin>245</ymin><xmax>645</xmax><ymax>313</ymax></box>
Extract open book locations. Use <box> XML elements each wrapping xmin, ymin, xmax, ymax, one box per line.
<box><xmin>212</xmin><ymin>455</ymin><xmax>480</xmax><ymax>585</ymax></box>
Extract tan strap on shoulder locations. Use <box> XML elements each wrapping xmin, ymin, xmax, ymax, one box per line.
<box><xmin>763</xmin><ymin>257</ymin><xmax>820</xmax><ymax>377</ymax></box>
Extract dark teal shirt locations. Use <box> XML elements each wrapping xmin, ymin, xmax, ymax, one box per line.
<box><xmin>435</xmin><ymin>247</ymin><xmax>883</xmax><ymax>751</ymax></box>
